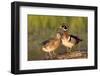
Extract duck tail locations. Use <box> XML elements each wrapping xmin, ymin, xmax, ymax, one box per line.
<box><xmin>79</xmin><ymin>39</ymin><xmax>83</xmax><ymax>41</ymax></box>
<box><xmin>76</xmin><ymin>38</ymin><xmax>83</xmax><ymax>44</ymax></box>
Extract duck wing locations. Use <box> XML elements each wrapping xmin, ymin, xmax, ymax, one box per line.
<box><xmin>42</xmin><ymin>39</ymin><xmax>51</xmax><ymax>45</ymax></box>
<box><xmin>69</xmin><ymin>35</ymin><xmax>83</xmax><ymax>44</ymax></box>
<box><xmin>41</xmin><ymin>38</ymin><xmax>55</xmax><ymax>45</ymax></box>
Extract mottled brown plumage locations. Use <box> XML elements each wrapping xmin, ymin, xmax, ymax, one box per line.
<box><xmin>42</xmin><ymin>32</ymin><xmax>61</xmax><ymax>59</ymax></box>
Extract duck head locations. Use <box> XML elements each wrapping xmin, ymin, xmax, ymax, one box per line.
<box><xmin>60</xmin><ymin>23</ymin><xmax>69</xmax><ymax>31</ymax></box>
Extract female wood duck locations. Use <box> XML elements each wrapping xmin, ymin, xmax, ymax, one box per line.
<box><xmin>41</xmin><ymin>32</ymin><xmax>62</xmax><ymax>59</ymax></box>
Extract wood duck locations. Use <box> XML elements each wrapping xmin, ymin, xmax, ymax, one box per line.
<box><xmin>59</xmin><ymin>24</ymin><xmax>82</xmax><ymax>52</ymax></box>
<box><xmin>41</xmin><ymin>32</ymin><xmax>62</xmax><ymax>59</ymax></box>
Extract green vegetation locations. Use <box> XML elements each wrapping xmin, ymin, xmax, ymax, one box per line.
<box><xmin>28</xmin><ymin>15</ymin><xmax>88</xmax><ymax>60</ymax></box>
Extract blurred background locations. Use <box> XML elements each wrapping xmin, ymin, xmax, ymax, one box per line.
<box><xmin>28</xmin><ymin>15</ymin><xmax>88</xmax><ymax>61</ymax></box>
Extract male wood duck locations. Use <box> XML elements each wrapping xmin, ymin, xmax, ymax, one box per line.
<box><xmin>59</xmin><ymin>24</ymin><xmax>82</xmax><ymax>52</ymax></box>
